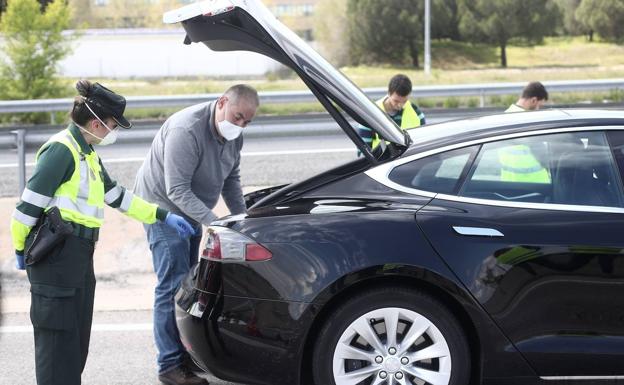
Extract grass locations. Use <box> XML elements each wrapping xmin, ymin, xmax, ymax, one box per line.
<box><xmin>79</xmin><ymin>37</ymin><xmax>624</xmax><ymax>96</ymax></box>
<box><xmin>4</xmin><ymin>36</ymin><xmax>624</xmax><ymax>123</ymax></box>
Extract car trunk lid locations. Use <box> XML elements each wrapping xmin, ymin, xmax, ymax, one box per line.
<box><xmin>163</xmin><ymin>0</ymin><xmax>409</xmax><ymax>163</ymax></box>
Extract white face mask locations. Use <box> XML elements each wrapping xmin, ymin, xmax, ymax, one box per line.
<box><xmin>96</xmin><ymin>127</ymin><xmax>118</xmax><ymax>146</ymax></box>
<box><xmin>77</xmin><ymin>121</ymin><xmax>117</xmax><ymax>146</ymax></box>
<box><xmin>217</xmin><ymin>119</ymin><xmax>243</xmax><ymax>141</ymax></box>
<box><xmin>81</xmin><ymin>101</ymin><xmax>118</xmax><ymax>146</ymax></box>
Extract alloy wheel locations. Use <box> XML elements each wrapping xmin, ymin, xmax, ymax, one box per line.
<box><xmin>332</xmin><ymin>307</ymin><xmax>452</xmax><ymax>385</ymax></box>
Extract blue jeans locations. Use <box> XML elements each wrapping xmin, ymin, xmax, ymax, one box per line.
<box><xmin>145</xmin><ymin>221</ymin><xmax>202</xmax><ymax>374</ymax></box>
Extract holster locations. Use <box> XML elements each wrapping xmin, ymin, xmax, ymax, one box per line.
<box><xmin>25</xmin><ymin>206</ymin><xmax>74</xmax><ymax>266</ymax></box>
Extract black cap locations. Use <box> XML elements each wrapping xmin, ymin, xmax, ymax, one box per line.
<box><xmin>85</xmin><ymin>83</ymin><xmax>132</xmax><ymax>129</ymax></box>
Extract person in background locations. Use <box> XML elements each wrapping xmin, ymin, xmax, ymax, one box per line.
<box><xmin>500</xmin><ymin>81</ymin><xmax>551</xmax><ymax>183</ymax></box>
<box><xmin>10</xmin><ymin>80</ymin><xmax>194</xmax><ymax>385</ymax></box>
<box><xmin>359</xmin><ymin>73</ymin><xmax>426</xmax><ymax>149</ymax></box>
<box><xmin>133</xmin><ymin>84</ymin><xmax>259</xmax><ymax>385</ymax></box>
<box><xmin>506</xmin><ymin>81</ymin><xmax>549</xmax><ymax>112</ymax></box>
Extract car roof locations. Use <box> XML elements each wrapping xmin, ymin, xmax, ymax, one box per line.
<box><xmin>405</xmin><ymin>109</ymin><xmax>624</xmax><ymax>155</ymax></box>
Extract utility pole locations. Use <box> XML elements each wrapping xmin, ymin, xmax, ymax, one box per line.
<box><xmin>424</xmin><ymin>0</ymin><xmax>431</xmax><ymax>75</ymax></box>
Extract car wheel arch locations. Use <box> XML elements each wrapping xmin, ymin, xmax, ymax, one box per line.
<box><xmin>299</xmin><ymin>269</ymin><xmax>483</xmax><ymax>385</ymax></box>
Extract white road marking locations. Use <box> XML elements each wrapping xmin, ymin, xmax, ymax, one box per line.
<box><xmin>0</xmin><ymin>147</ymin><xmax>356</xmax><ymax>168</ymax></box>
<box><xmin>0</xmin><ymin>323</ymin><xmax>153</xmax><ymax>334</ymax></box>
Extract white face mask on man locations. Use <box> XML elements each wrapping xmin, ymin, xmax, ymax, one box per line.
<box><xmin>78</xmin><ymin>101</ymin><xmax>118</xmax><ymax>146</ymax></box>
<box><xmin>216</xmin><ymin>119</ymin><xmax>243</xmax><ymax>141</ymax></box>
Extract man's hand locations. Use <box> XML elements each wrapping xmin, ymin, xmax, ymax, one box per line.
<box><xmin>15</xmin><ymin>253</ymin><xmax>25</xmax><ymax>270</ymax></box>
<box><xmin>164</xmin><ymin>213</ymin><xmax>195</xmax><ymax>238</ymax></box>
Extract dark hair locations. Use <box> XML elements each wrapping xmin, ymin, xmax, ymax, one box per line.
<box><xmin>522</xmin><ymin>81</ymin><xmax>549</xmax><ymax>101</ymax></box>
<box><xmin>388</xmin><ymin>74</ymin><xmax>412</xmax><ymax>97</ymax></box>
<box><xmin>70</xmin><ymin>79</ymin><xmax>111</xmax><ymax>126</ymax></box>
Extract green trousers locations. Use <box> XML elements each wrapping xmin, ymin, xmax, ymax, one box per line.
<box><xmin>27</xmin><ymin>235</ymin><xmax>96</xmax><ymax>385</ymax></box>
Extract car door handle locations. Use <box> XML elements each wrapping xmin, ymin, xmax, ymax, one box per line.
<box><xmin>453</xmin><ymin>226</ymin><xmax>504</xmax><ymax>237</ymax></box>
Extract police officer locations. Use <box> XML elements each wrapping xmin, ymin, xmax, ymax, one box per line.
<box><xmin>359</xmin><ymin>74</ymin><xmax>426</xmax><ymax>149</ymax></box>
<box><xmin>10</xmin><ymin>80</ymin><xmax>195</xmax><ymax>385</ymax></box>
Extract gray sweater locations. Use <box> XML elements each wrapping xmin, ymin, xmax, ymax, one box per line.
<box><xmin>133</xmin><ymin>101</ymin><xmax>246</xmax><ymax>226</ymax></box>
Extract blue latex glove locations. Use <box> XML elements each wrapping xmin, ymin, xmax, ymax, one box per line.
<box><xmin>15</xmin><ymin>253</ymin><xmax>25</xmax><ymax>270</ymax></box>
<box><xmin>164</xmin><ymin>213</ymin><xmax>195</xmax><ymax>238</ymax></box>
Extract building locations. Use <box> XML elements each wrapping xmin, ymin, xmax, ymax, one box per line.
<box><xmin>69</xmin><ymin>0</ymin><xmax>319</xmax><ymax>40</ymax></box>
<box><xmin>264</xmin><ymin>0</ymin><xmax>319</xmax><ymax>41</ymax></box>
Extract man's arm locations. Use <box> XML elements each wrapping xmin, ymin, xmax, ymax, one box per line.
<box><xmin>164</xmin><ymin>126</ymin><xmax>219</xmax><ymax>225</ymax></box>
<box><xmin>412</xmin><ymin>102</ymin><xmax>426</xmax><ymax>125</ymax></box>
<box><xmin>99</xmin><ymin>159</ymin><xmax>168</xmax><ymax>223</ymax></box>
<box><xmin>358</xmin><ymin>125</ymin><xmax>375</xmax><ymax>148</ymax></box>
<box><xmin>221</xmin><ymin>150</ymin><xmax>246</xmax><ymax>215</ymax></box>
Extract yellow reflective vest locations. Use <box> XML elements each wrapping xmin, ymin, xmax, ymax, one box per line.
<box><xmin>371</xmin><ymin>98</ymin><xmax>421</xmax><ymax>149</ymax></box>
<box><xmin>11</xmin><ymin>127</ymin><xmax>164</xmax><ymax>253</ymax></box>
<box><xmin>498</xmin><ymin>145</ymin><xmax>550</xmax><ymax>183</ymax></box>
<box><xmin>500</xmin><ymin>106</ymin><xmax>550</xmax><ymax>183</ymax></box>
<box><xmin>41</xmin><ymin>130</ymin><xmax>106</xmax><ymax>227</ymax></box>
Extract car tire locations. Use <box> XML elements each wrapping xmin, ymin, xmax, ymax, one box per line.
<box><xmin>312</xmin><ymin>286</ymin><xmax>471</xmax><ymax>385</ymax></box>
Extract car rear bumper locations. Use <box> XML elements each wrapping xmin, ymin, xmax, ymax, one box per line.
<box><xmin>175</xmin><ymin>274</ymin><xmax>312</xmax><ymax>385</ymax></box>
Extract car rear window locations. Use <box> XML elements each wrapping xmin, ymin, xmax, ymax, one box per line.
<box><xmin>388</xmin><ymin>146</ymin><xmax>479</xmax><ymax>194</ymax></box>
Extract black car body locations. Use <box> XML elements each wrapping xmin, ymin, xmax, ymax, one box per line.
<box><xmin>166</xmin><ymin>1</ymin><xmax>624</xmax><ymax>384</ymax></box>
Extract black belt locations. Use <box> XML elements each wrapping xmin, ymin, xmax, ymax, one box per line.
<box><xmin>72</xmin><ymin>223</ymin><xmax>99</xmax><ymax>242</ymax></box>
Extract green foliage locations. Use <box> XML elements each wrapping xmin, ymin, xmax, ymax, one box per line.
<box><xmin>347</xmin><ymin>0</ymin><xmax>459</xmax><ymax>68</ymax></box>
<box><xmin>314</xmin><ymin>0</ymin><xmax>351</xmax><ymax>67</ymax></box>
<box><xmin>576</xmin><ymin>0</ymin><xmax>624</xmax><ymax>42</ymax></box>
<box><xmin>458</xmin><ymin>0</ymin><xmax>561</xmax><ymax>67</ymax></box>
<box><xmin>0</xmin><ymin>0</ymin><xmax>75</xmax><ymax>122</ymax></box>
<box><xmin>554</xmin><ymin>0</ymin><xmax>587</xmax><ymax>36</ymax></box>
<box><xmin>443</xmin><ymin>96</ymin><xmax>460</xmax><ymax>108</ymax></box>
<box><xmin>467</xmin><ymin>97</ymin><xmax>480</xmax><ymax>108</ymax></box>
<box><xmin>607</xmin><ymin>89</ymin><xmax>624</xmax><ymax>103</ymax></box>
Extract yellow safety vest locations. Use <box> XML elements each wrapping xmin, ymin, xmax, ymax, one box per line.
<box><xmin>371</xmin><ymin>98</ymin><xmax>421</xmax><ymax>149</ymax></box>
<box><xmin>500</xmin><ymin>104</ymin><xmax>550</xmax><ymax>183</ymax></box>
<box><xmin>36</xmin><ymin>129</ymin><xmax>105</xmax><ymax>228</ymax></box>
<box><xmin>505</xmin><ymin>104</ymin><xmax>526</xmax><ymax>113</ymax></box>
<box><xmin>498</xmin><ymin>145</ymin><xmax>550</xmax><ymax>184</ymax></box>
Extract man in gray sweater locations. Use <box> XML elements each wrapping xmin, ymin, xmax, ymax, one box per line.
<box><xmin>134</xmin><ymin>84</ymin><xmax>258</xmax><ymax>385</ymax></box>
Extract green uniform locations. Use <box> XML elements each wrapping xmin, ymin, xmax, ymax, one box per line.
<box><xmin>10</xmin><ymin>123</ymin><xmax>168</xmax><ymax>385</ymax></box>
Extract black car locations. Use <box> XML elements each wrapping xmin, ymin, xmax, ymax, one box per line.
<box><xmin>166</xmin><ymin>1</ymin><xmax>624</xmax><ymax>385</ymax></box>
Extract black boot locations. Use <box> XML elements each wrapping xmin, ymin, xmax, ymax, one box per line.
<box><xmin>158</xmin><ymin>365</ymin><xmax>209</xmax><ymax>385</ymax></box>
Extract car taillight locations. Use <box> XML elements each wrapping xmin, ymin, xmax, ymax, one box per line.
<box><xmin>201</xmin><ymin>226</ymin><xmax>272</xmax><ymax>262</ymax></box>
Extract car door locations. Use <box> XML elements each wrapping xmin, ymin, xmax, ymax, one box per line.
<box><xmin>411</xmin><ymin>129</ymin><xmax>624</xmax><ymax>378</ymax></box>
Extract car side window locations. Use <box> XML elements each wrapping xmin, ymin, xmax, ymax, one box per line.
<box><xmin>388</xmin><ymin>146</ymin><xmax>478</xmax><ymax>194</ymax></box>
<box><xmin>460</xmin><ymin>131</ymin><xmax>624</xmax><ymax>207</ymax></box>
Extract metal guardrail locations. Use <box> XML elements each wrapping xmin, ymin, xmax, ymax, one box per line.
<box><xmin>1</xmin><ymin>79</ymin><xmax>623</xmax><ymax>115</ymax></box>
<box><xmin>2</xmin><ymin>79</ymin><xmax>624</xmax><ymax>194</ymax></box>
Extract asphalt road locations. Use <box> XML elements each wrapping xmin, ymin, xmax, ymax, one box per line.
<box><xmin>0</xmin><ymin>310</ymin><xmax>244</xmax><ymax>385</ymax></box>
<box><xmin>0</xmin><ymin>130</ymin><xmax>359</xmax><ymax>198</ymax></box>
<box><xmin>0</xmin><ymin>121</ymin><xmax>362</xmax><ymax>385</ymax></box>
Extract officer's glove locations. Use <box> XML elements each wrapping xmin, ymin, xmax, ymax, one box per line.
<box><xmin>165</xmin><ymin>213</ymin><xmax>195</xmax><ymax>239</ymax></box>
<box><xmin>15</xmin><ymin>253</ymin><xmax>25</xmax><ymax>270</ymax></box>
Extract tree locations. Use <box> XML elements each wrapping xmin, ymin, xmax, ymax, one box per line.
<box><xmin>576</xmin><ymin>0</ymin><xmax>624</xmax><ymax>42</ymax></box>
<box><xmin>347</xmin><ymin>0</ymin><xmax>458</xmax><ymax>68</ymax></box>
<box><xmin>0</xmin><ymin>0</ymin><xmax>74</xmax><ymax>111</ymax></box>
<box><xmin>555</xmin><ymin>0</ymin><xmax>583</xmax><ymax>35</ymax></box>
<box><xmin>315</xmin><ymin>0</ymin><xmax>351</xmax><ymax>66</ymax></box>
<box><xmin>458</xmin><ymin>0</ymin><xmax>560</xmax><ymax>67</ymax></box>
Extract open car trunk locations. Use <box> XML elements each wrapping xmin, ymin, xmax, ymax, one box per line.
<box><xmin>164</xmin><ymin>0</ymin><xmax>410</xmax><ymax>206</ymax></box>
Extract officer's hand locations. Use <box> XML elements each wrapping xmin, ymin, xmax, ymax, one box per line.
<box><xmin>15</xmin><ymin>253</ymin><xmax>25</xmax><ymax>270</ymax></box>
<box><xmin>165</xmin><ymin>213</ymin><xmax>195</xmax><ymax>238</ymax></box>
